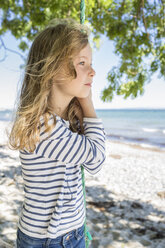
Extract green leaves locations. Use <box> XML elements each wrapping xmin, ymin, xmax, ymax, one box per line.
<box><xmin>18</xmin><ymin>41</ymin><xmax>28</xmax><ymax>51</ymax></box>
<box><xmin>0</xmin><ymin>0</ymin><xmax>164</xmax><ymax>100</ymax></box>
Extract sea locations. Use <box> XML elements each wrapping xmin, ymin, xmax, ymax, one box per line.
<box><xmin>96</xmin><ymin>109</ymin><xmax>165</xmax><ymax>150</ymax></box>
<box><xmin>0</xmin><ymin>109</ymin><xmax>165</xmax><ymax>150</ymax></box>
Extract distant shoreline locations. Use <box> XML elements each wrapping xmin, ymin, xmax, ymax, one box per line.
<box><xmin>105</xmin><ymin>133</ymin><xmax>165</xmax><ymax>151</ymax></box>
<box><xmin>96</xmin><ymin>108</ymin><xmax>165</xmax><ymax>111</ymax></box>
<box><xmin>108</xmin><ymin>139</ymin><xmax>165</xmax><ymax>153</ymax></box>
<box><xmin>1</xmin><ymin>108</ymin><xmax>165</xmax><ymax>112</ymax></box>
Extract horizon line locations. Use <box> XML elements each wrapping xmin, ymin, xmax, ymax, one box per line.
<box><xmin>1</xmin><ymin>107</ymin><xmax>165</xmax><ymax>111</ymax></box>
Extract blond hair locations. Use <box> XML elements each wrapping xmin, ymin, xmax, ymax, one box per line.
<box><xmin>9</xmin><ymin>18</ymin><xmax>91</xmax><ymax>152</ymax></box>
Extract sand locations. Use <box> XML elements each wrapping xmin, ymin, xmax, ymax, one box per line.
<box><xmin>85</xmin><ymin>140</ymin><xmax>165</xmax><ymax>248</ymax></box>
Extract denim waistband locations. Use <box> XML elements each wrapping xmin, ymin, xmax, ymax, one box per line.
<box><xmin>17</xmin><ymin>224</ymin><xmax>85</xmax><ymax>246</ymax></box>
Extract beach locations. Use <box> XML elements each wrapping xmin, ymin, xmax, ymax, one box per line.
<box><xmin>0</xmin><ymin>125</ymin><xmax>165</xmax><ymax>248</ymax></box>
<box><xmin>86</xmin><ymin>140</ymin><xmax>165</xmax><ymax>248</ymax></box>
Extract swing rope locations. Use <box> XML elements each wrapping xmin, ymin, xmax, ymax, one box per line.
<box><xmin>80</xmin><ymin>0</ymin><xmax>85</xmax><ymax>25</ymax></box>
<box><xmin>80</xmin><ymin>1</ymin><xmax>93</xmax><ymax>247</ymax></box>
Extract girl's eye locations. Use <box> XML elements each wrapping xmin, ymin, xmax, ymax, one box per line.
<box><xmin>79</xmin><ymin>61</ymin><xmax>85</xmax><ymax>65</ymax></box>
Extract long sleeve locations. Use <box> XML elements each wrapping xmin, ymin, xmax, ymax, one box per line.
<box><xmin>18</xmin><ymin>115</ymin><xmax>106</xmax><ymax>239</ymax></box>
<box><xmin>35</xmin><ymin>116</ymin><xmax>106</xmax><ymax>175</ymax></box>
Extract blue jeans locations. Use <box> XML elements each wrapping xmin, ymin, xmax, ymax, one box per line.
<box><xmin>16</xmin><ymin>225</ymin><xmax>85</xmax><ymax>248</ymax></box>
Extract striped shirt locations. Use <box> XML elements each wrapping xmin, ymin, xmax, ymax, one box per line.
<box><xmin>18</xmin><ymin>114</ymin><xmax>106</xmax><ymax>239</ymax></box>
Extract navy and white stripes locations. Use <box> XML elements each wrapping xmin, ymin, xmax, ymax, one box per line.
<box><xmin>18</xmin><ymin>115</ymin><xmax>106</xmax><ymax>239</ymax></box>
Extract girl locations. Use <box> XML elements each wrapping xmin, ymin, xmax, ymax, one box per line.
<box><xmin>9</xmin><ymin>18</ymin><xmax>106</xmax><ymax>248</ymax></box>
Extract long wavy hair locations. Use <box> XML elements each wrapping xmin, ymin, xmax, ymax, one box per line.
<box><xmin>9</xmin><ymin>18</ymin><xmax>91</xmax><ymax>152</ymax></box>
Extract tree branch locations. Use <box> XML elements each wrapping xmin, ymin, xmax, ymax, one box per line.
<box><xmin>142</xmin><ymin>0</ymin><xmax>150</xmax><ymax>40</ymax></box>
<box><xmin>0</xmin><ymin>36</ymin><xmax>26</xmax><ymax>61</ymax></box>
<box><xmin>118</xmin><ymin>0</ymin><xmax>126</xmax><ymax>19</ymax></box>
<box><xmin>159</xmin><ymin>0</ymin><xmax>165</xmax><ymax>29</ymax></box>
<box><xmin>127</xmin><ymin>69</ymin><xmax>138</xmax><ymax>75</ymax></box>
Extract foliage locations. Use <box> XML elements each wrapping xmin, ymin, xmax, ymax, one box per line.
<box><xmin>0</xmin><ymin>0</ymin><xmax>164</xmax><ymax>101</ymax></box>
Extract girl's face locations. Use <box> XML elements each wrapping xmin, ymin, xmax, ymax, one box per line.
<box><xmin>53</xmin><ymin>43</ymin><xmax>96</xmax><ymax>99</ymax></box>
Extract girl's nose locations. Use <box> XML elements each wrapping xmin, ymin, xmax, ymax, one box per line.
<box><xmin>89</xmin><ymin>67</ymin><xmax>96</xmax><ymax>77</ymax></box>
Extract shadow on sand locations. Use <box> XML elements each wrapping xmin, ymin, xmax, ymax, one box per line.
<box><xmin>0</xmin><ymin>162</ymin><xmax>165</xmax><ymax>247</ymax></box>
<box><xmin>85</xmin><ymin>185</ymin><xmax>165</xmax><ymax>248</ymax></box>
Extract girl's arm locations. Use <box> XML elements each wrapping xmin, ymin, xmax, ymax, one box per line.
<box><xmin>30</xmin><ymin>116</ymin><xmax>105</xmax><ymax>175</ymax></box>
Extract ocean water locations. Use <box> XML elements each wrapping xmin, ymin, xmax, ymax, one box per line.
<box><xmin>0</xmin><ymin>109</ymin><xmax>165</xmax><ymax>149</ymax></box>
<box><xmin>96</xmin><ymin>109</ymin><xmax>165</xmax><ymax>150</ymax></box>
<box><xmin>0</xmin><ymin>109</ymin><xmax>13</xmax><ymax>121</ymax></box>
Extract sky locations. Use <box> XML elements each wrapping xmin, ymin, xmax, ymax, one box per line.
<box><xmin>0</xmin><ymin>31</ymin><xmax>165</xmax><ymax>110</ymax></box>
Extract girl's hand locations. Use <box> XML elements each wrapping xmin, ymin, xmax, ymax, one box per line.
<box><xmin>76</xmin><ymin>89</ymin><xmax>97</xmax><ymax>118</ymax></box>
<box><xmin>77</xmin><ymin>88</ymin><xmax>92</xmax><ymax>104</ymax></box>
